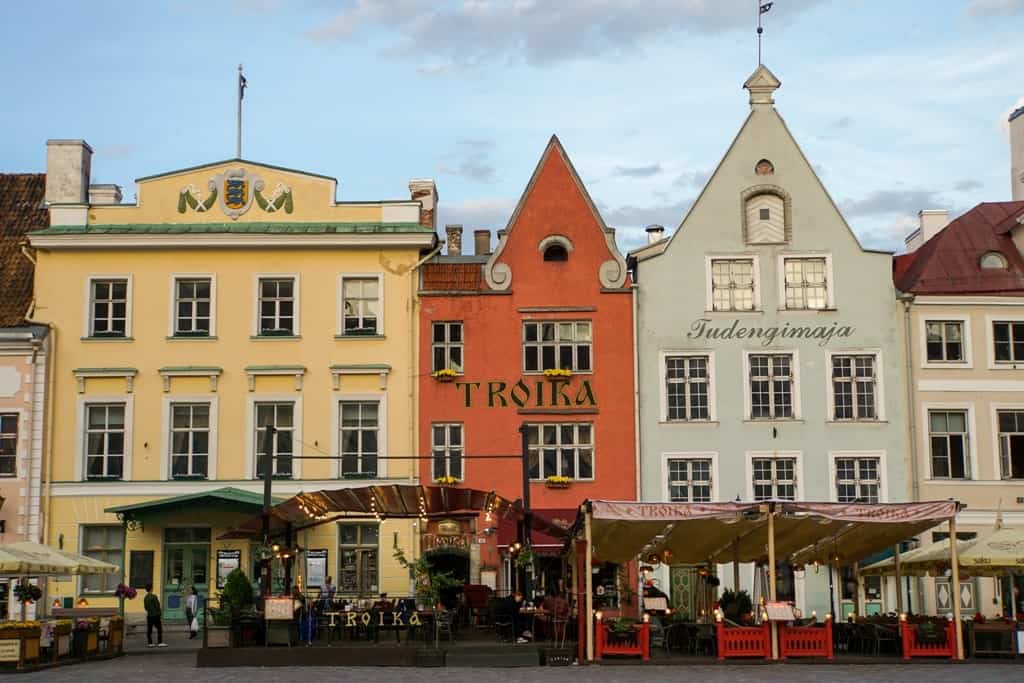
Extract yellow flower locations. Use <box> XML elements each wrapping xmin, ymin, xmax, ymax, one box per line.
<box><xmin>542</xmin><ymin>368</ymin><xmax>573</xmax><ymax>378</ymax></box>
<box><xmin>432</xmin><ymin>368</ymin><xmax>458</xmax><ymax>378</ymax></box>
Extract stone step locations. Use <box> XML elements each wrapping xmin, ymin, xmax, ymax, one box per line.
<box><xmin>444</xmin><ymin>647</ymin><xmax>541</xmax><ymax>667</ymax></box>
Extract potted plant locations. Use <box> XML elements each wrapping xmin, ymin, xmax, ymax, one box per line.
<box><xmin>71</xmin><ymin>618</ymin><xmax>99</xmax><ymax>658</ymax></box>
<box><xmin>431</xmin><ymin>368</ymin><xmax>458</xmax><ymax>383</ymax></box>
<box><xmin>219</xmin><ymin>569</ymin><xmax>259</xmax><ymax>646</ymax></box>
<box><xmin>542</xmin><ymin>368</ymin><xmax>572</xmax><ymax>380</ymax></box>
<box><xmin>434</xmin><ymin>475</ymin><xmax>459</xmax><ymax>487</ymax></box>
<box><xmin>106</xmin><ymin>615</ymin><xmax>124</xmax><ymax>653</ymax></box>
<box><xmin>916</xmin><ymin>620</ymin><xmax>944</xmax><ymax>645</ymax></box>
<box><xmin>393</xmin><ymin>541</ymin><xmax>461</xmax><ymax>660</ymax></box>
<box><xmin>113</xmin><ymin>583</ymin><xmax>137</xmax><ymax>619</ymax></box>
<box><xmin>52</xmin><ymin>620</ymin><xmax>72</xmax><ymax>661</ymax></box>
<box><xmin>607</xmin><ymin>617</ymin><xmax>640</xmax><ymax>646</ymax></box>
<box><xmin>545</xmin><ymin>475</ymin><xmax>571</xmax><ymax>489</ymax></box>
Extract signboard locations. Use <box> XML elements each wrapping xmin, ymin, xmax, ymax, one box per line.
<box><xmin>643</xmin><ymin>597</ymin><xmax>668</xmax><ymax>611</ymax></box>
<box><xmin>264</xmin><ymin>597</ymin><xmax>295</xmax><ymax>621</ymax></box>
<box><xmin>129</xmin><ymin>551</ymin><xmax>154</xmax><ymax>590</ymax></box>
<box><xmin>764</xmin><ymin>601</ymin><xmax>796</xmax><ymax>621</ymax></box>
<box><xmin>306</xmin><ymin>549</ymin><xmax>328</xmax><ymax>591</ymax></box>
<box><xmin>422</xmin><ymin>533</ymin><xmax>470</xmax><ymax>553</ymax></box>
<box><xmin>0</xmin><ymin>640</ymin><xmax>19</xmax><ymax>662</ymax></box>
<box><xmin>216</xmin><ymin>549</ymin><xmax>241</xmax><ymax>589</ymax></box>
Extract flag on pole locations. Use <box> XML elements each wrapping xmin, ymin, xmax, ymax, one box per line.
<box><xmin>239</xmin><ymin>70</ymin><xmax>247</xmax><ymax>100</ymax></box>
<box><xmin>760</xmin><ymin>2</ymin><xmax>773</xmax><ymax>13</ymax></box>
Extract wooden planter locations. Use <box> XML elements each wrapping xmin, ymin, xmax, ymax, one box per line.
<box><xmin>206</xmin><ymin>625</ymin><xmax>231</xmax><ymax>648</ymax></box>
<box><xmin>0</xmin><ymin>628</ymin><xmax>42</xmax><ymax>669</ymax></box>
<box><xmin>108</xmin><ymin>622</ymin><xmax>124</xmax><ymax>652</ymax></box>
<box><xmin>779</xmin><ymin>620</ymin><xmax>833</xmax><ymax>660</ymax></box>
<box><xmin>899</xmin><ymin>620</ymin><xmax>956</xmax><ymax>660</ymax></box>
<box><xmin>595</xmin><ymin>622</ymin><xmax>650</xmax><ymax>660</ymax></box>
<box><xmin>545</xmin><ymin>481</ymin><xmax>571</xmax><ymax>489</ymax></box>
<box><xmin>716</xmin><ymin>620</ymin><xmax>771</xmax><ymax>660</ymax></box>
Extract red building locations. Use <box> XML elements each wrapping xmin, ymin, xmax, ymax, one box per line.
<box><xmin>418</xmin><ymin>137</ymin><xmax>636</xmax><ymax>603</ymax></box>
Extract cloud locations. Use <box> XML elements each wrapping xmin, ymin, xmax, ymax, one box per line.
<box><xmin>437</xmin><ymin>197</ymin><xmax>516</xmax><ymax>230</ymax></box>
<box><xmin>439</xmin><ymin>139</ymin><xmax>497</xmax><ymax>182</ymax></box>
<box><xmin>613</xmin><ymin>163</ymin><xmax>663</xmax><ymax>178</ymax></box>
<box><xmin>673</xmin><ymin>169</ymin><xmax>711</xmax><ymax>188</ymax></box>
<box><xmin>968</xmin><ymin>0</ymin><xmax>1024</xmax><ymax>16</ymax></box>
<box><xmin>831</xmin><ymin>116</ymin><xmax>854</xmax><ymax>129</ymax></box>
<box><xmin>95</xmin><ymin>144</ymin><xmax>137</xmax><ymax>160</ymax></box>
<box><xmin>953</xmin><ymin>179</ymin><xmax>983</xmax><ymax>192</ymax></box>
<box><xmin>305</xmin><ymin>0</ymin><xmax>827</xmax><ymax>68</ymax></box>
<box><xmin>854</xmin><ymin>215</ymin><xmax>919</xmax><ymax>253</ymax></box>
<box><xmin>839</xmin><ymin>189</ymin><xmax>945</xmax><ymax>218</ymax></box>
<box><xmin>601</xmin><ymin>199</ymin><xmax>693</xmax><ymax>230</ymax></box>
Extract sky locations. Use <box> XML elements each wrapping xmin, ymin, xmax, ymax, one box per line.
<box><xmin>1</xmin><ymin>0</ymin><xmax>1022</xmax><ymax>254</ymax></box>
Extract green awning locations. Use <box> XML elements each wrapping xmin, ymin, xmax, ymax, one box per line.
<box><xmin>106</xmin><ymin>487</ymin><xmax>283</xmax><ymax>522</ymax></box>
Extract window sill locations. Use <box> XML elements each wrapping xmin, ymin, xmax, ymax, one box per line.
<box><xmin>171</xmin><ymin>475</ymin><xmax>208</xmax><ymax>481</ymax></box>
<box><xmin>659</xmin><ymin>420</ymin><xmax>720</xmax><ymax>425</ymax></box>
<box><xmin>522</xmin><ymin>371</ymin><xmax>594</xmax><ymax>377</ymax></box>
<box><xmin>84</xmin><ymin>477</ymin><xmax>124</xmax><ymax>482</ymax></box>
<box><xmin>825</xmin><ymin>419</ymin><xmax>888</xmax><ymax>424</ymax></box>
<box><xmin>530</xmin><ymin>479</ymin><xmax>594</xmax><ymax>484</ymax></box>
<box><xmin>250</xmin><ymin>335</ymin><xmax>302</xmax><ymax>341</ymax></box>
<box><xmin>167</xmin><ymin>335</ymin><xmax>217</xmax><ymax>341</ymax></box>
<box><xmin>988</xmin><ymin>363</ymin><xmax>1024</xmax><ymax>370</ymax></box>
<box><xmin>776</xmin><ymin>307</ymin><xmax>837</xmax><ymax>313</ymax></box>
<box><xmin>335</xmin><ymin>334</ymin><xmax>386</xmax><ymax>340</ymax></box>
<box><xmin>921</xmin><ymin>362</ymin><xmax>971</xmax><ymax>369</ymax></box>
<box><xmin>743</xmin><ymin>418</ymin><xmax>804</xmax><ymax>423</ymax></box>
<box><xmin>341</xmin><ymin>474</ymin><xmax>380</xmax><ymax>481</ymax></box>
<box><xmin>704</xmin><ymin>310</ymin><xmax>764</xmax><ymax>315</ymax></box>
<box><xmin>81</xmin><ymin>336</ymin><xmax>134</xmax><ymax>342</ymax></box>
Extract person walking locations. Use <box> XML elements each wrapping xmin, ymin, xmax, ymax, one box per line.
<box><xmin>185</xmin><ymin>587</ymin><xmax>199</xmax><ymax>640</ymax></box>
<box><xmin>144</xmin><ymin>583</ymin><xmax>167</xmax><ymax>648</ymax></box>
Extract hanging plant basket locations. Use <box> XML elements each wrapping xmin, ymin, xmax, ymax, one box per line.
<box><xmin>545</xmin><ymin>476</ymin><xmax>572</xmax><ymax>489</ymax></box>
<box><xmin>542</xmin><ymin>369</ymin><xmax>573</xmax><ymax>380</ymax></box>
<box><xmin>431</xmin><ymin>369</ymin><xmax>458</xmax><ymax>383</ymax></box>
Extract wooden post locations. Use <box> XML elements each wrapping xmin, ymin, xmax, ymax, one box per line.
<box><xmin>584</xmin><ymin>508</ymin><xmax>594</xmax><ymax>663</ymax></box>
<box><xmin>766</xmin><ymin>504</ymin><xmax>778</xmax><ymax>660</ymax></box>
<box><xmin>894</xmin><ymin>544</ymin><xmax>903</xmax><ymax>614</ymax></box>
<box><xmin>949</xmin><ymin>515</ymin><xmax>964</xmax><ymax>660</ymax></box>
<box><xmin>732</xmin><ymin>540</ymin><xmax>740</xmax><ymax>592</ymax></box>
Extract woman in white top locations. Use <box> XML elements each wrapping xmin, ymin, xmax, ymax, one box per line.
<box><xmin>185</xmin><ymin>588</ymin><xmax>200</xmax><ymax>639</ymax></box>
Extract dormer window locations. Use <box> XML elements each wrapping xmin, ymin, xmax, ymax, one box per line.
<box><xmin>980</xmin><ymin>252</ymin><xmax>1008</xmax><ymax>269</ymax></box>
<box><xmin>745</xmin><ymin>193</ymin><xmax>785</xmax><ymax>244</ymax></box>
<box><xmin>544</xmin><ymin>244</ymin><xmax>568</xmax><ymax>262</ymax></box>
<box><xmin>537</xmin><ymin>235</ymin><xmax>573</xmax><ymax>263</ymax></box>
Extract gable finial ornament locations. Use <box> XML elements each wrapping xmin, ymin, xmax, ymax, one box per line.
<box><xmin>743</xmin><ymin>64</ymin><xmax>781</xmax><ymax>107</ymax></box>
<box><xmin>177</xmin><ymin>167</ymin><xmax>294</xmax><ymax>219</ymax></box>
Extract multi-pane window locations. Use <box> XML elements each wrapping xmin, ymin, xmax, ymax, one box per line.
<box><xmin>432</xmin><ymin>322</ymin><xmax>464</xmax><ymax>373</ymax></box>
<box><xmin>783</xmin><ymin>257</ymin><xmax>829</xmax><ymax>310</ymax></box>
<box><xmin>431</xmin><ymin>423</ymin><xmax>463</xmax><ymax>480</ymax></box>
<box><xmin>340</xmin><ymin>402</ymin><xmax>379</xmax><ymax>478</ymax></box>
<box><xmin>89</xmin><ymin>278</ymin><xmax>128</xmax><ymax>337</ymax></box>
<box><xmin>338</xmin><ymin>524</ymin><xmax>379</xmax><ymax>597</ymax></box>
<box><xmin>526</xmin><ymin>423</ymin><xmax>593</xmax><ymax>480</ymax></box>
<box><xmin>170</xmin><ymin>404</ymin><xmax>210</xmax><ymax>479</ymax></box>
<box><xmin>749</xmin><ymin>354</ymin><xmax>794</xmax><ymax>419</ymax></box>
<box><xmin>710</xmin><ymin>259</ymin><xmax>755</xmax><ymax>311</ymax></box>
<box><xmin>0</xmin><ymin>414</ymin><xmax>16</xmax><ymax>477</ymax></box>
<box><xmin>341</xmin><ymin>277</ymin><xmax>380</xmax><ymax>336</ymax></box>
<box><xmin>832</xmin><ymin>355</ymin><xmax>877</xmax><ymax>420</ymax></box>
<box><xmin>928</xmin><ymin>410</ymin><xmax>969</xmax><ymax>479</ymax></box>
<box><xmin>174</xmin><ymin>278</ymin><xmax>212</xmax><ymax>336</ymax></box>
<box><xmin>81</xmin><ymin>526</ymin><xmax>123</xmax><ymax>593</ymax></box>
<box><xmin>925</xmin><ymin>321</ymin><xmax>964</xmax><ymax>362</ymax></box>
<box><xmin>523</xmin><ymin>321</ymin><xmax>592</xmax><ymax>372</ymax></box>
<box><xmin>665</xmin><ymin>356</ymin><xmax>710</xmax><ymax>421</ymax></box>
<box><xmin>85</xmin><ymin>404</ymin><xmax>125</xmax><ymax>480</ymax></box>
<box><xmin>255</xmin><ymin>403</ymin><xmax>293</xmax><ymax>478</ymax></box>
<box><xmin>752</xmin><ymin>457</ymin><xmax>796</xmax><ymax>501</ymax></box>
<box><xmin>834</xmin><ymin>457</ymin><xmax>880</xmax><ymax>503</ymax></box>
<box><xmin>667</xmin><ymin>458</ymin><xmax>712</xmax><ymax>502</ymax></box>
<box><xmin>258</xmin><ymin>277</ymin><xmax>295</xmax><ymax>336</ymax></box>
<box><xmin>993</xmin><ymin>321</ymin><xmax>1024</xmax><ymax>364</ymax></box>
<box><xmin>996</xmin><ymin>411</ymin><xmax>1024</xmax><ymax>479</ymax></box>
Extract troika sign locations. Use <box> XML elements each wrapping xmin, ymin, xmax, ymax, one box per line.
<box><xmin>686</xmin><ymin>318</ymin><xmax>855</xmax><ymax>347</ymax></box>
<box><xmin>455</xmin><ymin>379</ymin><xmax>597</xmax><ymax>408</ymax></box>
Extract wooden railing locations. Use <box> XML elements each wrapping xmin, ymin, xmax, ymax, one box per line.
<box><xmin>899</xmin><ymin>619</ymin><xmax>956</xmax><ymax>660</ymax></box>
<box><xmin>715</xmin><ymin>620</ymin><xmax>771</xmax><ymax>660</ymax></box>
<box><xmin>779</xmin><ymin>618</ymin><xmax>833</xmax><ymax>660</ymax></box>
<box><xmin>594</xmin><ymin>621</ymin><xmax>650</xmax><ymax>661</ymax></box>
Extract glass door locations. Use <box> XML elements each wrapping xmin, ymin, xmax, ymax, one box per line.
<box><xmin>162</xmin><ymin>528</ymin><xmax>210</xmax><ymax>622</ymax></box>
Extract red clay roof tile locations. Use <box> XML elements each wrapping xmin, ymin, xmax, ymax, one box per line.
<box><xmin>0</xmin><ymin>174</ymin><xmax>46</xmax><ymax>326</ymax></box>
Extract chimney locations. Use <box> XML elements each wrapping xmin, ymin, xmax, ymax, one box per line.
<box><xmin>45</xmin><ymin>139</ymin><xmax>92</xmax><ymax>204</ymax></box>
<box><xmin>408</xmin><ymin>178</ymin><xmax>438</xmax><ymax>229</ymax></box>
<box><xmin>905</xmin><ymin>209</ymin><xmax>949</xmax><ymax>252</ymax></box>
<box><xmin>1010</xmin><ymin>105</ymin><xmax>1024</xmax><ymax>201</ymax></box>
<box><xmin>645</xmin><ymin>224</ymin><xmax>666</xmax><ymax>244</ymax></box>
<box><xmin>474</xmin><ymin>229</ymin><xmax>491</xmax><ymax>256</ymax></box>
<box><xmin>89</xmin><ymin>184</ymin><xmax>122</xmax><ymax>205</ymax></box>
<box><xmin>445</xmin><ymin>224</ymin><xmax>463</xmax><ymax>256</ymax></box>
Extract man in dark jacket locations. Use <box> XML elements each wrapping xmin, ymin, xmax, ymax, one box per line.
<box><xmin>143</xmin><ymin>584</ymin><xmax>167</xmax><ymax>648</ymax></box>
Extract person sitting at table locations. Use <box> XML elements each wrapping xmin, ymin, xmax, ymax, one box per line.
<box><xmin>496</xmin><ymin>591</ymin><xmax>530</xmax><ymax>643</ymax></box>
<box><xmin>373</xmin><ymin>592</ymin><xmax>393</xmax><ymax>611</ymax></box>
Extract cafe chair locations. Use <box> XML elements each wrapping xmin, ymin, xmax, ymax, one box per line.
<box><xmin>435</xmin><ymin>609</ymin><xmax>455</xmax><ymax>644</ymax></box>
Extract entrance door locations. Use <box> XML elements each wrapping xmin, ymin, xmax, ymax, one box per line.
<box><xmin>163</xmin><ymin>528</ymin><xmax>211</xmax><ymax>622</ymax></box>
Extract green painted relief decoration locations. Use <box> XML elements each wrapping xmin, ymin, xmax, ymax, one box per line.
<box><xmin>178</xmin><ymin>167</ymin><xmax>293</xmax><ymax>220</ymax></box>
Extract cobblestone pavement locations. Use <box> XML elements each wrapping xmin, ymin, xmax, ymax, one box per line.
<box><xmin>15</xmin><ymin>655</ymin><xmax>1021</xmax><ymax>683</ymax></box>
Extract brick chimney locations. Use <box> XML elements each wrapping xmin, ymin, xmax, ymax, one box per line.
<box><xmin>409</xmin><ymin>179</ymin><xmax>438</xmax><ymax>230</ymax></box>
<box><xmin>445</xmin><ymin>225</ymin><xmax>463</xmax><ymax>256</ymax></box>
<box><xmin>1010</xmin><ymin>105</ymin><xmax>1024</xmax><ymax>201</ymax></box>
<box><xmin>474</xmin><ymin>229</ymin><xmax>491</xmax><ymax>256</ymax></box>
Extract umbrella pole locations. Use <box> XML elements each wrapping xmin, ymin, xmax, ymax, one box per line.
<box><xmin>894</xmin><ymin>545</ymin><xmax>903</xmax><ymax>614</ymax></box>
<box><xmin>767</xmin><ymin>505</ymin><xmax>778</xmax><ymax>660</ymax></box>
<box><xmin>584</xmin><ymin>508</ymin><xmax>594</xmax><ymax>663</ymax></box>
<box><xmin>732</xmin><ymin>540</ymin><xmax>740</xmax><ymax>592</ymax></box>
<box><xmin>949</xmin><ymin>516</ymin><xmax>964</xmax><ymax>660</ymax></box>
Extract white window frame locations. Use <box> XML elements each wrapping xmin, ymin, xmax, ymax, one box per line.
<box><xmin>83</xmin><ymin>274</ymin><xmax>133</xmax><ymax>338</ymax></box>
<box><xmin>330</xmin><ymin>393</ymin><xmax>387</xmax><ymax>479</ymax></box>
<box><xmin>0</xmin><ymin>409</ymin><xmax>24</xmax><ymax>479</ymax></box>
<box><xmin>658</xmin><ymin>350</ymin><xmax>717</xmax><ymax>422</ymax></box>
<box><xmin>431</xmin><ymin>422</ymin><xmax>464</xmax><ymax>481</ymax></box>
<box><xmin>661</xmin><ymin>452</ymin><xmax>719</xmax><ymax>502</ymax></box>
<box><xmin>986</xmin><ymin>315</ymin><xmax>1024</xmax><ymax>370</ymax></box>
<box><xmin>989</xmin><ymin>403</ymin><xmax>1024</xmax><ymax>481</ymax></box>
<box><xmin>920</xmin><ymin>315</ymin><xmax>972</xmax><ymax>369</ymax></box>
<box><xmin>828</xmin><ymin>451</ymin><xmax>888</xmax><ymax>503</ymax></box>
<box><xmin>245</xmin><ymin>394</ymin><xmax>302</xmax><ymax>479</ymax></box>
<box><xmin>75</xmin><ymin>395</ymin><xmax>134</xmax><ymax>481</ymax></box>
<box><xmin>745</xmin><ymin>451</ymin><xmax>803</xmax><ymax>501</ymax></box>
<box><xmin>742</xmin><ymin>349</ymin><xmax>801</xmax><ymax>420</ymax></box>
<box><xmin>78</xmin><ymin>525</ymin><xmax>124</xmax><ymax>595</ymax></box>
<box><xmin>777</xmin><ymin>253</ymin><xmax>834</xmax><ymax>311</ymax></box>
<box><xmin>522</xmin><ymin>320</ymin><xmax>594</xmax><ymax>374</ymax></box>
<box><xmin>168</xmin><ymin>274</ymin><xmax>217</xmax><ymax>338</ymax></box>
<box><xmin>160</xmin><ymin>394</ymin><xmax>218</xmax><ymax>481</ymax></box>
<box><xmin>431</xmin><ymin>321</ymin><xmax>464</xmax><ymax>374</ymax></box>
<box><xmin>525</xmin><ymin>422</ymin><xmax>595</xmax><ymax>481</ymax></box>
<box><xmin>337</xmin><ymin>273</ymin><xmax>384</xmax><ymax>337</ymax></box>
<box><xmin>704</xmin><ymin>255</ymin><xmax>761</xmax><ymax>312</ymax></box>
<box><xmin>920</xmin><ymin>402</ymin><xmax>976</xmax><ymax>482</ymax></box>
<box><xmin>826</xmin><ymin>349</ymin><xmax>885</xmax><ymax>422</ymax></box>
<box><xmin>253</xmin><ymin>273</ymin><xmax>300</xmax><ymax>337</ymax></box>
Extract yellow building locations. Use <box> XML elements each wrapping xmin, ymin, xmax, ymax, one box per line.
<box><xmin>30</xmin><ymin>140</ymin><xmax>437</xmax><ymax>620</ymax></box>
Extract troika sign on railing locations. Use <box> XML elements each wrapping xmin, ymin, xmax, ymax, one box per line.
<box><xmin>686</xmin><ymin>318</ymin><xmax>855</xmax><ymax>347</ymax></box>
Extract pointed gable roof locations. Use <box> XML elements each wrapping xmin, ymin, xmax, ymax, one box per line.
<box><xmin>483</xmin><ymin>135</ymin><xmax>627</xmax><ymax>290</ymax></box>
<box><xmin>896</xmin><ymin>201</ymin><xmax>1024</xmax><ymax>295</ymax></box>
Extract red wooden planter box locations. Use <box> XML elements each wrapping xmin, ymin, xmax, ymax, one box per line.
<box><xmin>716</xmin><ymin>621</ymin><xmax>771</xmax><ymax>660</ymax></box>
<box><xmin>779</xmin><ymin>620</ymin><xmax>833</xmax><ymax>660</ymax></box>
<box><xmin>595</xmin><ymin>622</ymin><xmax>650</xmax><ymax>661</ymax></box>
<box><xmin>899</xmin><ymin>620</ymin><xmax>956</xmax><ymax>660</ymax></box>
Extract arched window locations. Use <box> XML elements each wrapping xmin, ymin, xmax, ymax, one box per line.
<box><xmin>543</xmin><ymin>244</ymin><xmax>569</xmax><ymax>262</ymax></box>
<box><xmin>980</xmin><ymin>252</ymin><xmax>1008</xmax><ymax>269</ymax></box>
<box><xmin>745</xmin><ymin>193</ymin><xmax>785</xmax><ymax>244</ymax></box>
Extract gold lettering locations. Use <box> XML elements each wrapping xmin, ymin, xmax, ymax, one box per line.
<box><xmin>456</xmin><ymin>382</ymin><xmax>481</xmax><ymax>408</ymax></box>
<box><xmin>379</xmin><ymin>611</ymin><xmax>385</xmax><ymax>626</ymax></box>
<box><xmin>361</xmin><ymin>612</ymin><xmax>371</xmax><ymax>626</ymax></box>
<box><xmin>487</xmin><ymin>381</ymin><xmax>508</xmax><ymax>407</ymax></box>
<box><xmin>409</xmin><ymin>612</ymin><xmax>422</xmax><ymax>626</ymax></box>
<box><xmin>535</xmin><ymin>380</ymin><xmax>545</xmax><ymax>407</ymax></box>
<box><xmin>510</xmin><ymin>379</ymin><xmax>530</xmax><ymax>407</ymax></box>
<box><xmin>575</xmin><ymin>380</ymin><xmax>597</xmax><ymax>407</ymax></box>
<box><xmin>346</xmin><ymin>612</ymin><xmax>357</xmax><ymax>627</ymax></box>
<box><xmin>553</xmin><ymin>379</ymin><xmax>572</xmax><ymax>406</ymax></box>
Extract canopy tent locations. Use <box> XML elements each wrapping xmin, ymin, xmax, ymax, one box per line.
<box><xmin>106</xmin><ymin>486</ymin><xmax>281</xmax><ymax>524</ymax></box>
<box><xmin>863</xmin><ymin>527</ymin><xmax>1024</xmax><ymax>576</ymax></box>
<box><xmin>860</xmin><ymin>538</ymin><xmax>969</xmax><ymax>577</ymax></box>
<box><xmin>0</xmin><ymin>542</ymin><xmax>119</xmax><ymax>577</ymax></box>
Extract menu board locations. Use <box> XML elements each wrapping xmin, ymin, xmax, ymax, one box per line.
<box><xmin>306</xmin><ymin>549</ymin><xmax>327</xmax><ymax>591</ymax></box>
<box><xmin>0</xmin><ymin>640</ymin><xmax>19</xmax><ymax>662</ymax></box>
<box><xmin>765</xmin><ymin>601</ymin><xmax>796</xmax><ymax>621</ymax></box>
<box><xmin>264</xmin><ymin>597</ymin><xmax>295</xmax><ymax>621</ymax></box>
<box><xmin>216</xmin><ymin>549</ymin><xmax>242</xmax><ymax>589</ymax></box>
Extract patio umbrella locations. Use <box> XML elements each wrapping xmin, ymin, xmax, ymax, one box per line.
<box><xmin>0</xmin><ymin>542</ymin><xmax>119</xmax><ymax>576</ymax></box>
<box><xmin>859</xmin><ymin>538</ymin><xmax>970</xmax><ymax>577</ymax></box>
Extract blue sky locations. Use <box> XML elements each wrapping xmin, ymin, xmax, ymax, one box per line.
<box><xmin>2</xmin><ymin>0</ymin><xmax>1022</xmax><ymax>253</ymax></box>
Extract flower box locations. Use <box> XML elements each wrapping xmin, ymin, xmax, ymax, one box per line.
<box><xmin>206</xmin><ymin>625</ymin><xmax>232</xmax><ymax>648</ymax></box>
<box><xmin>542</xmin><ymin>369</ymin><xmax>573</xmax><ymax>380</ymax></box>
<box><xmin>431</xmin><ymin>370</ymin><xmax>458</xmax><ymax>383</ymax></box>
<box><xmin>595</xmin><ymin>621</ymin><xmax>649</xmax><ymax>660</ymax></box>
<box><xmin>0</xmin><ymin>625</ymin><xmax>42</xmax><ymax>669</ymax></box>
<box><xmin>900</xmin><ymin>619</ymin><xmax>956</xmax><ymax>660</ymax></box>
<box><xmin>545</xmin><ymin>478</ymin><xmax>571</xmax><ymax>489</ymax></box>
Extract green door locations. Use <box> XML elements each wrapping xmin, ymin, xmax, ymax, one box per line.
<box><xmin>162</xmin><ymin>528</ymin><xmax>210</xmax><ymax>622</ymax></box>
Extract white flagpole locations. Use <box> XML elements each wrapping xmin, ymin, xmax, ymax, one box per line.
<box><xmin>236</xmin><ymin>64</ymin><xmax>243</xmax><ymax>159</ymax></box>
